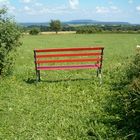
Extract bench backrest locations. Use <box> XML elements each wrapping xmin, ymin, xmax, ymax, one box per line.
<box><xmin>34</xmin><ymin>47</ymin><xmax>104</xmax><ymax>69</ymax></box>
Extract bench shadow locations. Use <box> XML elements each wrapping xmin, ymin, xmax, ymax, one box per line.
<box><xmin>24</xmin><ymin>77</ymin><xmax>95</xmax><ymax>84</ymax></box>
<box><xmin>24</xmin><ymin>78</ymin><xmax>36</xmax><ymax>84</ymax></box>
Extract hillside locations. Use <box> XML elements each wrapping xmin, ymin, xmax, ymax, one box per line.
<box><xmin>66</xmin><ymin>19</ymin><xmax>130</xmax><ymax>25</ymax></box>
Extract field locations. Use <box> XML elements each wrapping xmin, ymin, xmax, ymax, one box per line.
<box><xmin>0</xmin><ymin>34</ymin><xmax>140</xmax><ymax>139</ymax></box>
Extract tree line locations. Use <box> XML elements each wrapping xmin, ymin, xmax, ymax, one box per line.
<box><xmin>23</xmin><ymin>20</ymin><xmax>140</xmax><ymax>35</ymax></box>
<box><xmin>76</xmin><ymin>25</ymin><xmax>140</xmax><ymax>34</ymax></box>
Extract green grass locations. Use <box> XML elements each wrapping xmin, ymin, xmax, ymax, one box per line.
<box><xmin>0</xmin><ymin>34</ymin><xmax>140</xmax><ymax>140</ymax></box>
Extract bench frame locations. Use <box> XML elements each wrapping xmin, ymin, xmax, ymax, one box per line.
<box><xmin>34</xmin><ymin>47</ymin><xmax>104</xmax><ymax>83</ymax></box>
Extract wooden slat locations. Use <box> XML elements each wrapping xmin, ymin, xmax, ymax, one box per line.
<box><xmin>37</xmin><ymin>64</ymin><xmax>100</xmax><ymax>70</ymax></box>
<box><xmin>36</xmin><ymin>52</ymin><xmax>102</xmax><ymax>58</ymax></box>
<box><xmin>36</xmin><ymin>58</ymin><xmax>101</xmax><ymax>64</ymax></box>
<box><xmin>35</xmin><ymin>47</ymin><xmax>104</xmax><ymax>52</ymax></box>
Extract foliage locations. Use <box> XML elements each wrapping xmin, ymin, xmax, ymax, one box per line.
<box><xmin>0</xmin><ymin>8</ymin><xmax>21</xmax><ymax>75</ymax></box>
<box><xmin>49</xmin><ymin>20</ymin><xmax>62</xmax><ymax>34</ymax></box>
<box><xmin>76</xmin><ymin>26</ymin><xmax>102</xmax><ymax>34</ymax></box>
<box><xmin>76</xmin><ymin>25</ymin><xmax>140</xmax><ymax>34</ymax></box>
<box><xmin>23</xmin><ymin>24</ymin><xmax>75</xmax><ymax>32</ymax></box>
<box><xmin>107</xmin><ymin>49</ymin><xmax>140</xmax><ymax>139</ymax></box>
<box><xmin>123</xmin><ymin>49</ymin><xmax>140</xmax><ymax>139</ymax></box>
<box><xmin>29</xmin><ymin>27</ymin><xmax>40</xmax><ymax>35</ymax></box>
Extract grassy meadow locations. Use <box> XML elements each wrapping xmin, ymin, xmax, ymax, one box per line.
<box><xmin>0</xmin><ymin>34</ymin><xmax>140</xmax><ymax>139</ymax></box>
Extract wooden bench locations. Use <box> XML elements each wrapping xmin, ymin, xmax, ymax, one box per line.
<box><xmin>34</xmin><ymin>47</ymin><xmax>104</xmax><ymax>83</ymax></box>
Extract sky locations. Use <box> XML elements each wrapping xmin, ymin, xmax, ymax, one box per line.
<box><xmin>0</xmin><ymin>0</ymin><xmax>140</xmax><ymax>23</ymax></box>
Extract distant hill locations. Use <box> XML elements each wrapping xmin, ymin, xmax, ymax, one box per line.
<box><xmin>65</xmin><ymin>19</ymin><xmax>98</xmax><ymax>24</ymax></box>
<box><xmin>20</xmin><ymin>19</ymin><xmax>131</xmax><ymax>27</ymax></box>
<box><xmin>66</xmin><ymin>19</ymin><xmax>130</xmax><ymax>25</ymax></box>
<box><xmin>20</xmin><ymin>22</ymin><xmax>49</xmax><ymax>27</ymax></box>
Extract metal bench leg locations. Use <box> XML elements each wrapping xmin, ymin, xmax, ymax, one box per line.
<box><xmin>97</xmin><ymin>68</ymin><xmax>99</xmax><ymax>77</ymax></box>
<box><xmin>99</xmin><ymin>74</ymin><xmax>102</xmax><ymax>85</ymax></box>
<box><xmin>97</xmin><ymin>68</ymin><xmax>102</xmax><ymax>85</ymax></box>
<box><xmin>36</xmin><ymin>70</ymin><xmax>41</xmax><ymax>82</ymax></box>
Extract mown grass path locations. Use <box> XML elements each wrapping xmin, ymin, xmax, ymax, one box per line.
<box><xmin>0</xmin><ymin>34</ymin><xmax>140</xmax><ymax>139</ymax></box>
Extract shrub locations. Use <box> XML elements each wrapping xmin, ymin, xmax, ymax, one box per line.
<box><xmin>76</xmin><ymin>26</ymin><xmax>99</xmax><ymax>34</ymax></box>
<box><xmin>29</xmin><ymin>28</ymin><xmax>40</xmax><ymax>35</ymax></box>
<box><xmin>107</xmin><ymin>48</ymin><xmax>140</xmax><ymax>139</ymax></box>
<box><xmin>0</xmin><ymin>8</ymin><xmax>22</xmax><ymax>76</ymax></box>
<box><xmin>116</xmin><ymin>49</ymin><xmax>140</xmax><ymax>139</ymax></box>
<box><xmin>125</xmin><ymin>49</ymin><xmax>140</xmax><ymax>136</ymax></box>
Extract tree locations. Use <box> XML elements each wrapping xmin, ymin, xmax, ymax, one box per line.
<box><xmin>0</xmin><ymin>8</ymin><xmax>21</xmax><ymax>75</ymax></box>
<box><xmin>50</xmin><ymin>20</ymin><xmax>61</xmax><ymax>34</ymax></box>
<box><xmin>29</xmin><ymin>28</ymin><xmax>40</xmax><ymax>35</ymax></box>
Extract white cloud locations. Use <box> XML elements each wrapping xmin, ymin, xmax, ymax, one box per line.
<box><xmin>20</xmin><ymin>0</ymin><xmax>32</xmax><ymax>3</ymax></box>
<box><xmin>22</xmin><ymin>4</ymin><xmax>71</xmax><ymax>16</ymax></box>
<box><xmin>108</xmin><ymin>0</ymin><xmax>113</xmax><ymax>5</ymax></box>
<box><xmin>8</xmin><ymin>5</ymin><xmax>16</xmax><ymax>14</ymax></box>
<box><xmin>24</xmin><ymin>6</ymin><xmax>30</xmax><ymax>11</ymax></box>
<box><xmin>0</xmin><ymin>0</ymin><xmax>10</xmax><ymax>5</ymax></box>
<box><xmin>0</xmin><ymin>0</ymin><xmax>16</xmax><ymax>15</ymax></box>
<box><xmin>110</xmin><ymin>6</ymin><xmax>121</xmax><ymax>13</ymax></box>
<box><xmin>69</xmin><ymin>0</ymin><xmax>79</xmax><ymax>9</ymax></box>
<box><xmin>0</xmin><ymin>0</ymin><xmax>7</xmax><ymax>2</ymax></box>
<box><xmin>23</xmin><ymin>6</ymin><xmax>37</xmax><ymax>15</ymax></box>
<box><xmin>110</xmin><ymin>6</ymin><xmax>118</xmax><ymax>10</ymax></box>
<box><xmin>1</xmin><ymin>0</ymin><xmax>78</xmax><ymax>17</ymax></box>
<box><xmin>136</xmin><ymin>6</ymin><xmax>140</xmax><ymax>11</ymax></box>
<box><xmin>96</xmin><ymin>6</ymin><xmax>109</xmax><ymax>14</ymax></box>
<box><xmin>128</xmin><ymin>0</ymin><xmax>133</xmax><ymax>4</ymax></box>
<box><xmin>96</xmin><ymin>6</ymin><xmax>120</xmax><ymax>14</ymax></box>
<box><xmin>34</xmin><ymin>2</ymin><xmax>43</xmax><ymax>7</ymax></box>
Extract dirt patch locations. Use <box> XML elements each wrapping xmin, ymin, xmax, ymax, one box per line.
<box><xmin>41</xmin><ymin>31</ymin><xmax>76</xmax><ymax>34</ymax></box>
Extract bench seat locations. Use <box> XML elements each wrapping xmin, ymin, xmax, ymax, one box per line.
<box><xmin>37</xmin><ymin>64</ymin><xmax>100</xmax><ymax>71</ymax></box>
<box><xmin>34</xmin><ymin>47</ymin><xmax>104</xmax><ymax>82</ymax></box>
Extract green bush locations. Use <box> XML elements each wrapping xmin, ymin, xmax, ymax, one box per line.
<box><xmin>29</xmin><ymin>28</ymin><xmax>40</xmax><ymax>35</ymax></box>
<box><xmin>76</xmin><ymin>26</ymin><xmax>102</xmax><ymax>34</ymax></box>
<box><xmin>125</xmin><ymin>49</ymin><xmax>140</xmax><ymax>136</ymax></box>
<box><xmin>106</xmin><ymin>49</ymin><xmax>140</xmax><ymax>139</ymax></box>
<box><xmin>0</xmin><ymin>8</ymin><xmax>21</xmax><ymax>76</ymax></box>
<box><xmin>116</xmin><ymin>49</ymin><xmax>140</xmax><ymax>139</ymax></box>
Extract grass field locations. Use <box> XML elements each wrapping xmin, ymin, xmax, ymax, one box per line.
<box><xmin>0</xmin><ymin>34</ymin><xmax>140</xmax><ymax>139</ymax></box>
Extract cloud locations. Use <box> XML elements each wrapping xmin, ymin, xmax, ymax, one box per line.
<box><xmin>1</xmin><ymin>0</ymin><xmax>78</xmax><ymax>17</ymax></box>
<box><xmin>96</xmin><ymin>6</ymin><xmax>120</xmax><ymax>14</ymax></box>
<box><xmin>108</xmin><ymin>0</ymin><xmax>113</xmax><ymax>5</ymax></box>
<box><xmin>20</xmin><ymin>0</ymin><xmax>32</xmax><ymax>3</ymax></box>
<box><xmin>96</xmin><ymin>6</ymin><xmax>109</xmax><ymax>14</ymax></box>
<box><xmin>136</xmin><ymin>6</ymin><xmax>140</xmax><ymax>11</ymax></box>
<box><xmin>0</xmin><ymin>0</ymin><xmax>10</xmax><ymax>5</ymax></box>
<box><xmin>110</xmin><ymin>6</ymin><xmax>121</xmax><ymax>12</ymax></box>
<box><xmin>128</xmin><ymin>0</ymin><xmax>133</xmax><ymax>4</ymax></box>
<box><xmin>8</xmin><ymin>5</ymin><xmax>16</xmax><ymax>14</ymax></box>
<box><xmin>69</xmin><ymin>0</ymin><xmax>79</xmax><ymax>9</ymax></box>
<box><xmin>24</xmin><ymin>6</ymin><xmax>30</xmax><ymax>11</ymax></box>
<box><xmin>34</xmin><ymin>2</ymin><xmax>43</xmax><ymax>7</ymax></box>
<box><xmin>23</xmin><ymin>5</ymin><xmax>39</xmax><ymax>15</ymax></box>
<box><xmin>0</xmin><ymin>0</ymin><xmax>8</xmax><ymax>2</ymax></box>
<box><xmin>0</xmin><ymin>0</ymin><xmax>16</xmax><ymax>15</ymax></box>
<box><xmin>22</xmin><ymin>3</ymin><xmax>71</xmax><ymax>16</ymax></box>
